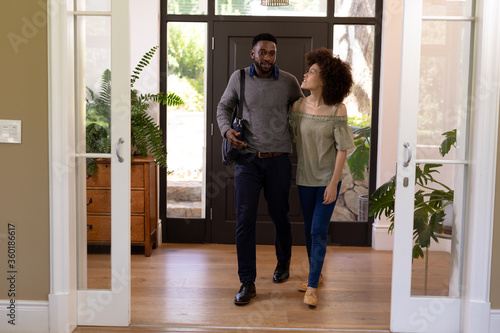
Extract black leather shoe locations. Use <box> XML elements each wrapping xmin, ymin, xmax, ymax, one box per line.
<box><xmin>234</xmin><ymin>281</ymin><xmax>256</xmax><ymax>305</ymax></box>
<box><xmin>273</xmin><ymin>260</ymin><xmax>290</xmax><ymax>283</ymax></box>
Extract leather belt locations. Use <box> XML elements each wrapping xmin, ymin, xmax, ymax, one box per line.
<box><xmin>256</xmin><ymin>152</ymin><xmax>284</xmax><ymax>158</ymax></box>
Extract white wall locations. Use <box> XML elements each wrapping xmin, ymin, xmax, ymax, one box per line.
<box><xmin>371</xmin><ymin>0</ymin><xmax>403</xmax><ymax>250</ymax></box>
<box><xmin>130</xmin><ymin>0</ymin><xmax>160</xmax><ymax>123</ymax></box>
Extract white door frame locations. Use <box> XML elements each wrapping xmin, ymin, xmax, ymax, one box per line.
<box><xmin>461</xmin><ymin>0</ymin><xmax>500</xmax><ymax>331</ymax></box>
<box><xmin>48</xmin><ymin>0</ymin><xmax>77</xmax><ymax>331</ymax></box>
<box><xmin>47</xmin><ymin>0</ymin><xmax>500</xmax><ymax>332</ymax></box>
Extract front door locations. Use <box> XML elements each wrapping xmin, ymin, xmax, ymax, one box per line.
<box><xmin>210</xmin><ymin>22</ymin><xmax>328</xmax><ymax>244</ymax></box>
<box><xmin>390</xmin><ymin>0</ymin><xmax>474</xmax><ymax>331</ymax></box>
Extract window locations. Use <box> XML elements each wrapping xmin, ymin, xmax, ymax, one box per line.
<box><xmin>166</xmin><ymin>22</ymin><xmax>208</xmax><ymax>219</ymax></box>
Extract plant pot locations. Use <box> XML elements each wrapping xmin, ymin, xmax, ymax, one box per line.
<box><xmin>357</xmin><ymin>194</ymin><xmax>368</xmax><ymax>221</ymax></box>
<box><xmin>440</xmin><ymin>204</ymin><xmax>454</xmax><ymax>236</ymax></box>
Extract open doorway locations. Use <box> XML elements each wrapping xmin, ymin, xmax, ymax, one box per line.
<box><xmin>74</xmin><ymin>0</ymin><xmax>468</xmax><ymax>330</ymax></box>
<box><xmin>161</xmin><ymin>0</ymin><xmax>382</xmax><ymax>247</ymax></box>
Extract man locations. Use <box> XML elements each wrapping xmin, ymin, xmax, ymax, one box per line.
<box><xmin>217</xmin><ymin>33</ymin><xmax>303</xmax><ymax>305</ymax></box>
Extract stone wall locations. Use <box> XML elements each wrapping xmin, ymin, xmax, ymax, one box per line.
<box><xmin>332</xmin><ymin>163</ymin><xmax>369</xmax><ymax>222</ymax></box>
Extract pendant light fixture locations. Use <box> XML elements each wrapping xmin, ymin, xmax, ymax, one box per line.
<box><xmin>260</xmin><ymin>0</ymin><xmax>289</xmax><ymax>6</ymax></box>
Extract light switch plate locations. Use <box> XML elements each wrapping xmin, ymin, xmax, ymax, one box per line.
<box><xmin>0</xmin><ymin>120</ymin><xmax>22</xmax><ymax>144</ymax></box>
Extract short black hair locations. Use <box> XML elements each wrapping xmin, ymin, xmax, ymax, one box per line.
<box><xmin>252</xmin><ymin>33</ymin><xmax>277</xmax><ymax>48</ymax></box>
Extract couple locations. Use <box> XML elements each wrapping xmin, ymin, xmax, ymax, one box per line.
<box><xmin>216</xmin><ymin>33</ymin><xmax>354</xmax><ymax>307</ymax></box>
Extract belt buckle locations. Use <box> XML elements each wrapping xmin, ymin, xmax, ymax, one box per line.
<box><xmin>257</xmin><ymin>152</ymin><xmax>264</xmax><ymax>158</ymax></box>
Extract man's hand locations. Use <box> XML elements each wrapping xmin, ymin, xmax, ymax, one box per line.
<box><xmin>225</xmin><ymin>129</ymin><xmax>247</xmax><ymax>149</ymax></box>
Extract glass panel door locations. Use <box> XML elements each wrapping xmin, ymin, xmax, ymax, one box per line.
<box><xmin>75</xmin><ymin>0</ymin><xmax>131</xmax><ymax>326</ymax></box>
<box><xmin>76</xmin><ymin>13</ymin><xmax>112</xmax><ymax>290</ymax></box>
<box><xmin>391</xmin><ymin>0</ymin><xmax>474</xmax><ymax>332</ymax></box>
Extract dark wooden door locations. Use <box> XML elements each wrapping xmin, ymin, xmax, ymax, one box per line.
<box><xmin>210</xmin><ymin>22</ymin><xmax>328</xmax><ymax>244</ymax></box>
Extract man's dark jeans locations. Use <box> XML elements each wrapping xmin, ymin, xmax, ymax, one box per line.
<box><xmin>234</xmin><ymin>153</ymin><xmax>292</xmax><ymax>283</ymax></box>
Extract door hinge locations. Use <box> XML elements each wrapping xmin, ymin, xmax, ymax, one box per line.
<box><xmin>211</xmin><ymin>123</ymin><xmax>214</xmax><ymax>136</ymax></box>
<box><xmin>212</xmin><ymin>37</ymin><xmax>215</xmax><ymax>50</ymax></box>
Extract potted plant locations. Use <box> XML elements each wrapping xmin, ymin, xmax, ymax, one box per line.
<box><xmin>368</xmin><ymin>129</ymin><xmax>457</xmax><ymax>259</ymax></box>
<box><xmin>85</xmin><ymin>46</ymin><xmax>183</xmax><ymax>175</ymax></box>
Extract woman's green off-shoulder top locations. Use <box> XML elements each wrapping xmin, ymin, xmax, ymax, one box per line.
<box><xmin>289</xmin><ymin>98</ymin><xmax>355</xmax><ymax>186</ymax></box>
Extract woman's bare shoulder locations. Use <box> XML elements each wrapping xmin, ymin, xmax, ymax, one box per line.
<box><xmin>334</xmin><ymin>103</ymin><xmax>348</xmax><ymax>116</ymax></box>
<box><xmin>291</xmin><ymin>97</ymin><xmax>304</xmax><ymax>113</ymax></box>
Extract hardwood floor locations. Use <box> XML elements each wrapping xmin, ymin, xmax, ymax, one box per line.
<box><xmin>74</xmin><ymin>243</ymin><xmax>451</xmax><ymax>332</ymax></box>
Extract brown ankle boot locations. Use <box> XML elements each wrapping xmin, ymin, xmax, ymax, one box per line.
<box><xmin>303</xmin><ymin>287</ymin><xmax>318</xmax><ymax>306</ymax></box>
<box><xmin>298</xmin><ymin>274</ymin><xmax>323</xmax><ymax>292</ymax></box>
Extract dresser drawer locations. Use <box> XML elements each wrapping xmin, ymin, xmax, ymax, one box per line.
<box><xmin>87</xmin><ymin>189</ymin><xmax>145</xmax><ymax>214</ymax></box>
<box><xmin>87</xmin><ymin>162</ymin><xmax>145</xmax><ymax>188</ymax></box>
<box><xmin>87</xmin><ymin>216</ymin><xmax>111</xmax><ymax>242</ymax></box>
<box><xmin>131</xmin><ymin>190</ymin><xmax>145</xmax><ymax>214</ymax></box>
<box><xmin>130</xmin><ymin>216</ymin><xmax>145</xmax><ymax>242</ymax></box>
<box><xmin>87</xmin><ymin>215</ymin><xmax>144</xmax><ymax>242</ymax></box>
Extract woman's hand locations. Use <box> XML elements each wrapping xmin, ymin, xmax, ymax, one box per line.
<box><xmin>323</xmin><ymin>182</ymin><xmax>338</xmax><ymax>205</ymax></box>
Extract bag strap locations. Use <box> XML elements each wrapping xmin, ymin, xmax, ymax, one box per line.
<box><xmin>236</xmin><ymin>69</ymin><xmax>245</xmax><ymax>119</ymax></box>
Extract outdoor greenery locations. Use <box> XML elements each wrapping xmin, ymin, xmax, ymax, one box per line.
<box><xmin>369</xmin><ymin>129</ymin><xmax>457</xmax><ymax>259</ymax></box>
<box><xmin>348</xmin><ymin>114</ymin><xmax>371</xmax><ymax>128</ymax></box>
<box><xmin>86</xmin><ymin>46</ymin><xmax>184</xmax><ymax>175</ymax></box>
<box><xmin>167</xmin><ymin>23</ymin><xmax>205</xmax><ymax>112</ymax></box>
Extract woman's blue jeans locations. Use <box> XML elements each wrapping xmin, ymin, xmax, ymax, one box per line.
<box><xmin>297</xmin><ymin>182</ymin><xmax>341</xmax><ymax>288</ymax></box>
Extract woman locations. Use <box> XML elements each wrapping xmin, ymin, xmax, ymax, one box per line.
<box><xmin>290</xmin><ymin>48</ymin><xmax>354</xmax><ymax>307</ymax></box>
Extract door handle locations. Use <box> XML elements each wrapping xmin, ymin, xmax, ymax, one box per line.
<box><xmin>116</xmin><ymin>137</ymin><xmax>125</xmax><ymax>163</ymax></box>
<box><xmin>403</xmin><ymin>142</ymin><xmax>412</xmax><ymax>167</ymax></box>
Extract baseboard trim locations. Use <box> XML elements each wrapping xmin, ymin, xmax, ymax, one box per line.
<box><xmin>372</xmin><ymin>222</ymin><xmax>451</xmax><ymax>252</ymax></box>
<box><xmin>372</xmin><ymin>223</ymin><xmax>394</xmax><ymax>250</ymax></box>
<box><xmin>0</xmin><ymin>300</ymin><xmax>49</xmax><ymax>332</ymax></box>
<box><xmin>49</xmin><ymin>292</ymin><xmax>76</xmax><ymax>333</ymax></box>
<box><xmin>491</xmin><ymin>310</ymin><xmax>500</xmax><ymax>333</ymax></box>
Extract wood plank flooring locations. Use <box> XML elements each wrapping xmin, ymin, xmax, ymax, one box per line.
<box><xmin>74</xmin><ymin>243</ymin><xmax>451</xmax><ymax>332</ymax></box>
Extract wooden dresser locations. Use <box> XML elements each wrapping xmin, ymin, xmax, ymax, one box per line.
<box><xmin>86</xmin><ymin>157</ymin><xmax>158</xmax><ymax>256</ymax></box>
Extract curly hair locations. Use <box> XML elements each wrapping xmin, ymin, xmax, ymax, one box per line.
<box><xmin>305</xmin><ymin>48</ymin><xmax>353</xmax><ymax>106</ymax></box>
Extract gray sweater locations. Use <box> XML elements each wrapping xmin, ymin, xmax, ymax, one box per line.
<box><xmin>217</xmin><ymin>67</ymin><xmax>303</xmax><ymax>154</ymax></box>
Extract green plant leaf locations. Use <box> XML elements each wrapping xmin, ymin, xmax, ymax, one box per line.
<box><xmin>347</xmin><ymin>143</ymin><xmax>369</xmax><ymax>181</ymax></box>
<box><xmin>141</xmin><ymin>92</ymin><xmax>184</xmax><ymax>106</ymax></box>
<box><xmin>347</xmin><ymin>126</ymin><xmax>370</xmax><ymax>181</ymax></box>
<box><xmin>414</xmin><ymin>209</ymin><xmax>445</xmax><ymax>249</ymax></box>
<box><xmin>439</xmin><ymin>129</ymin><xmax>457</xmax><ymax>157</ymax></box>
<box><xmin>413</xmin><ymin>244</ymin><xmax>425</xmax><ymax>259</ymax></box>
<box><xmin>369</xmin><ymin>175</ymin><xmax>396</xmax><ymax>221</ymax></box>
<box><xmin>131</xmin><ymin>46</ymin><xmax>159</xmax><ymax>87</ymax></box>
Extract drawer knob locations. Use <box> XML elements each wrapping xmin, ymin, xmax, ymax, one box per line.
<box><xmin>87</xmin><ymin>198</ymin><xmax>93</xmax><ymax>205</ymax></box>
<box><xmin>87</xmin><ymin>224</ymin><xmax>93</xmax><ymax>231</ymax></box>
